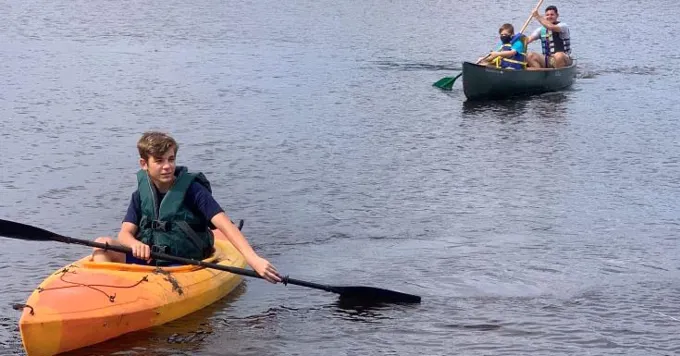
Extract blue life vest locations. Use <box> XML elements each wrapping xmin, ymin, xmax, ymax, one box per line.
<box><xmin>492</xmin><ymin>36</ymin><xmax>527</xmax><ymax>70</ymax></box>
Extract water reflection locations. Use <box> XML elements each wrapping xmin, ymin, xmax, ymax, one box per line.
<box><xmin>2</xmin><ymin>0</ymin><xmax>679</xmax><ymax>354</ymax></box>
<box><xmin>461</xmin><ymin>91</ymin><xmax>571</xmax><ymax>122</ymax></box>
<box><xmin>529</xmin><ymin>92</ymin><xmax>571</xmax><ymax>122</ymax></box>
<box><xmin>332</xmin><ymin>298</ymin><xmax>419</xmax><ymax>323</ymax></box>
<box><xmin>461</xmin><ymin>98</ymin><xmax>530</xmax><ymax>118</ymax></box>
<box><xmin>432</xmin><ymin>322</ymin><xmax>502</xmax><ymax>331</ymax></box>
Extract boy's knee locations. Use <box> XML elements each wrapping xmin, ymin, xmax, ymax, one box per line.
<box><xmin>91</xmin><ymin>237</ymin><xmax>124</xmax><ymax>262</ymax></box>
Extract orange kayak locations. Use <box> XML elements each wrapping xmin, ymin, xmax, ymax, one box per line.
<box><xmin>18</xmin><ymin>231</ymin><xmax>247</xmax><ymax>356</ymax></box>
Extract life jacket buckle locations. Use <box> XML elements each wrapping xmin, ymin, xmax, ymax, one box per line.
<box><xmin>151</xmin><ymin>244</ymin><xmax>170</xmax><ymax>254</ymax></box>
<box><xmin>151</xmin><ymin>220</ymin><xmax>169</xmax><ymax>232</ymax></box>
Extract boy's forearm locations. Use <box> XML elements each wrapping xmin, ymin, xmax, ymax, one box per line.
<box><xmin>117</xmin><ymin>230</ymin><xmax>139</xmax><ymax>247</ymax></box>
<box><xmin>211</xmin><ymin>213</ymin><xmax>259</xmax><ymax>262</ymax></box>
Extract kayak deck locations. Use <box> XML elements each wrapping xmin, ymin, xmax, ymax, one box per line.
<box><xmin>19</xmin><ymin>232</ymin><xmax>246</xmax><ymax>356</ymax></box>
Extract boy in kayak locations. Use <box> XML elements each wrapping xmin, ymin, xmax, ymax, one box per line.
<box><xmin>91</xmin><ymin>131</ymin><xmax>281</xmax><ymax>283</ymax></box>
<box><xmin>478</xmin><ymin>23</ymin><xmax>527</xmax><ymax>70</ymax></box>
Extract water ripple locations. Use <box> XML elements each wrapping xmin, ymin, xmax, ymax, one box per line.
<box><xmin>2</xmin><ymin>0</ymin><xmax>680</xmax><ymax>355</ymax></box>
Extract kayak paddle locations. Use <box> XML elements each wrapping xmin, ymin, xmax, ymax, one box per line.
<box><xmin>0</xmin><ymin>219</ymin><xmax>421</xmax><ymax>304</ymax></box>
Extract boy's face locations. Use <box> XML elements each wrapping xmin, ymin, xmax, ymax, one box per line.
<box><xmin>140</xmin><ymin>148</ymin><xmax>176</xmax><ymax>186</ymax></box>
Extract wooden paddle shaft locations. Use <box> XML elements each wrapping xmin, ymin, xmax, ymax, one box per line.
<box><xmin>519</xmin><ymin>0</ymin><xmax>545</xmax><ymax>34</ymax></box>
<box><xmin>478</xmin><ymin>0</ymin><xmax>543</xmax><ymax>65</ymax></box>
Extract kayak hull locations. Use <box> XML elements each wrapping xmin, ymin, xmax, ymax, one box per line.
<box><xmin>462</xmin><ymin>61</ymin><xmax>576</xmax><ymax>100</ymax></box>
<box><xmin>19</xmin><ymin>231</ymin><xmax>247</xmax><ymax>356</ymax></box>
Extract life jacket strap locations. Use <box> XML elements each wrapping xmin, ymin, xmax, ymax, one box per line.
<box><xmin>176</xmin><ymin>221</ymin><xmax>214</xmax><ymax>259</ymax></box>
<box><xmin>139</xmin><ymin>218</ymin><xmax>169</xmax><ymax>232</ymax></box>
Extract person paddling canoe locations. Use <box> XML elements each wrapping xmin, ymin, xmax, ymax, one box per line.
<box><xmin>526</xmin><ymin>5</ymin><xmax>572</xmax><ymax>69</ymax></box>
<box><xmin>478</xmin><ymin>23</ymin><xmax>527</xmax><ymax>70</ymax></box>
<box><xmin>91</xmin><ymin>131</ymin><xmax>282</xmax><ymax>283</ymax></box>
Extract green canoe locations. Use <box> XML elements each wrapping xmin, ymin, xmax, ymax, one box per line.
<box><xmin>462</xmin><ymin>61</ymin><xmax>576</xmax><ymax>101</ymax></box>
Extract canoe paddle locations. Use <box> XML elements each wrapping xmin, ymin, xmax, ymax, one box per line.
<box><xmin>432</xmin><ymin>0</ymin><xmax>545</xmax><ymax>91</ymax></box>
<box><xmin>432</xmin><ymin>56</ymin><xmax>488</xmax><ymax>90</ymax></box>
<box><xmin>0</xmin><ymin>218</ymin><xmax>421</xmax><ymax>304</ymax></box>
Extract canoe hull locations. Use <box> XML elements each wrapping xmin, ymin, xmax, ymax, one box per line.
<box><xmin>19</xmin><ymin>232</ymin><xmax>247</xmax><ymax>356</ymax></box>
<box><xmin>462</xmin><ymin>61</ymin><xmax>576</xmax><ymax>101</ymax></box>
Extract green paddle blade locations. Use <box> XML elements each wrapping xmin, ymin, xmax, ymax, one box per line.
<box><xmin>432</xmin><ymin>73</ymin><xmax>462</xmax><ymax>90</ymax></box>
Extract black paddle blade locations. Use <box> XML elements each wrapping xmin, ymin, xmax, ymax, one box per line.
<box><xmin>331</xmin><ymin>286</ymin><xmax>421</xmax><ymax>304</ymax></box>
<box><xmin>0</xmin><ymin>219</ymin><xmax>69</xmax><ymax>242</ymax></box>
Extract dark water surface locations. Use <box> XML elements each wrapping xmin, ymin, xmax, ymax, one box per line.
<box><xmin>2</xmin><ymin>0</ymin><xmax>680</xmax><ymax>355</ymax></box>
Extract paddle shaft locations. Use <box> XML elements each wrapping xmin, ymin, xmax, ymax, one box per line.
<box><xmin>482</xmin><ymin>0</ymin><xmax>544</xmax><ymax>61</ymax></box>
<box><xmin>519</xmin><ymin>0</ymin><xmax>544</xmax><ymax>34</ymax></box>
<box><xmin>478</xmin><ymin>0</ymin><xmax>544</xmax><ymax>66</ymax></box>
<box><xmin>61</xmin><ymin>235</ymin><xmax>336</xmax><ymax>292</ymax></box>
<box><xmin>475</xmin><ymin>55</ymin><xmax>490</xmax><ymax>65</ymax></box>
<box><xmin>454</xmin><ymin>53</ymin><xmax>490</xmax><ymax>78</ymax></box>
<box><xmin>0</xmin><ymin>218</ymin><xmax>420</xmax><ymax>303</ymax></box>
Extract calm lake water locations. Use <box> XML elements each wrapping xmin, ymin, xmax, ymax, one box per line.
<box><xmin>2</xmin><ymin>0</ymin><xmax>680</xmax><ymax>355</ymax></box>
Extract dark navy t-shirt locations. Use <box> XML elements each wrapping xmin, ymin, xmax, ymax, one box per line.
<box><xmin>123</xmin><ymin>181</ymin><xmax>224</xmax><ymax>228</ymax></box>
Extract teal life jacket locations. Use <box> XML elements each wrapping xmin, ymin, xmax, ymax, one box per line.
<box><xmin>540</xmin><ymin>23</ymin><xmax>571</xmax><ymax>56</ymax></box>
<box><xmin>136</xmin><ymin>166</ymin><xmax>215</xmax><ymax>264</ymax></box>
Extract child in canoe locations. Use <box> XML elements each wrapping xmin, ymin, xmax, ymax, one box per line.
<box><xmin>478</xmin><ymin>23</ymin><xmax>527</xmax><ymax>70</ymax></box>
<box><xmin>91</xmin><ymin>131</ymin><xmax>281</xmax><ymax>283</ymax></box>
